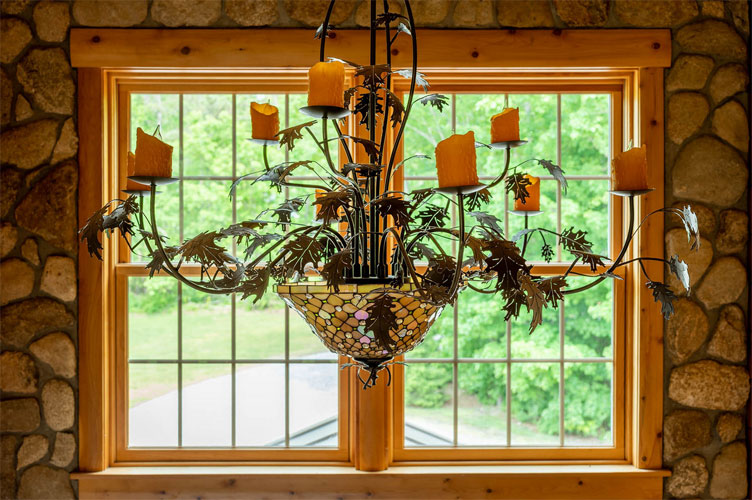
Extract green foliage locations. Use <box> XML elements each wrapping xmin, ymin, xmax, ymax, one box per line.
<box><xmin>129</xmin><ymin>92</ymin><xmax>615</xmax><ymax>443</ymax></box>
<box><xmin>405</xmin><ymin>364</ymin><xmax>452</xmax><ymax>408</ymax></box>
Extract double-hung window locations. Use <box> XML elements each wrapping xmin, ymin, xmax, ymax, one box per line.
<box><xmin>75</xmin><ymin>28</ymin><xmax>669</xmax><ymax>496</ymax></box>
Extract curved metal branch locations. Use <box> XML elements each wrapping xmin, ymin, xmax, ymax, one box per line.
<box><xmin>381</xmin><ymin>226</ymin><xmax>426</xmax><ymax>298</ymax></box>
<box><xmin>147</xmin><ymin>183</ymin><xmax>237</xmax><ymax>295</ymax></box>
<box><xmin>384</xmin><ymin>0</ymin><xmax>417</xmax><ymax>189</ymax></box>
<box><xmin>561</xmin><ymin>193</ymin><xmax>637</xmax><ymax>295</ymax></box>
<box><xmin>319</xmin><ymin>0</ymin><xmax>336</xmax><ymax>62</ymax></box>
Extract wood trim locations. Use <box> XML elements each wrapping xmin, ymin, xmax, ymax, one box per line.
<box><xmin>78</xmin><ymin>67</ymin><xmax>110</xmax><ymax>472</ymax></box>
<box><xmin>633</xmin><ymin>68</ymin><xmax>664</xmax><ymax>469</ymax></box>
<box><xmin>74</xmin><ymin>30</ymin><xmax>668</xmax><ymax>480</ymax></box>
<box><xmin>70</xmin><ymin>29</ymin><xmax>671</xmax><ymax>69</ymax></box>
<box><xmin>73</xmin><ymin>465</ymin><xmax>668</xmax><ymax>500</ymax></box>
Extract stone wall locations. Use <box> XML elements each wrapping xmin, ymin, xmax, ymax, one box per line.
<box><xmin>0</xmin><ymin>0</ymin><xmax>749</xmax><ymax>498</ymax></box>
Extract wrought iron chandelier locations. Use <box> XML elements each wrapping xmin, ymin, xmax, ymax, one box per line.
<box><xmin>81</xmin><ymin>0</ymin><xmax>699</xmax><ymax>389</ymax></box>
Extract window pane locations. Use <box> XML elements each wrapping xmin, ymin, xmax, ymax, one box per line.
<box><xmin>510</xmin><ymin>363</ymin><xmax>559</xmax><ymax>445</ymax></box>
<box><xmin>564</xmin><ymin>362</ymin><xmax>612</xmax><ymax>446</ymax></box>
<box><xmin>182</xmin><ymin>363</ymin><xmax>232</xmax><ymax>446</ymax></box>
<box><xmin>182</xmin><ymin>285</ymin><xmax>231</xmax><ymax>360</ymax></box>
<box><xmin>510</xmin><ymin>305</ymin><xmax>559</xmax><ymax>359</ymax></box>
<box><xmin>564</xmin><ymin>277</ymin><xmax>613</xmax><ymax>359</ymax></box>
<box><xmin>130</xmin><ymin>94</ymin><xmax>179</xmax><ymax>152</ymax></box>
<box><xmin>129</xmin><ymin>94</ymin><xmax>180</xmax><ymax>261</ymax></box>
<box><xmin>236</xmin><ymin>283</ymin><xmax>286</xmax><ymax>360</ymax></box>
<box><xmin>457</xmin><ymin>293</ymin><xmax>505</xmax><ymax>359</ymax></box>
<box><xmin>237</xmin><ymin>93</ymin><xmax>286</xmax><ymax>173</ymax></box>
<box><xmin>235</xmin><ymin>364</ymin><xmax>285</xmax><ymax>446</ymax></box>
<box><xmin>404</xmin><ymin>363</ymin><xmax>453</xmax><ymax>446</ymax></box>
<box><xmin>561</xmin><ymin>94</ymin><xmax>610</xmax><ymax>176</ymax></box>
<box><xmin>402</xmin><ymin>94</ymin><xmax>452</xmax><ymax>178</ymax></box>
<box><xmin>289</xmin><ymin>363</ymin><xmax>338</xmax><ymax>446</ymax></box>
<box><xmin>288</xmin><ymin>93</ymin><xmax>339</xmax><ymax>165</ymax></box>
<box><xmin>289</xmin><ymin>309</ymin><xmax>337</xmax><ymax>359</ymax></box>
<box><xmin>507</xmin><ymin>179</ymin><xmax>558</xmax><ymax>262</ymax></box>
<box><xmin>129</xmin><ymin>363</ymin><xmax>178</xmax><ymax>447</ymax></box>
<box><xmin>183</xmin><ymin>94</ymin><xmax>233</xmax><ymax>177</ymax></box>
<box><xmin>405</xmin><ymin>303</ymin><xmax>453</xmax><ymax>359</ymax></box>
<box><xmin>458</xmin><ymin>363</ymin><xmax>506</xmax><ymax>446</ymax></box>
<box><xmin>515</xmin><ymin>94</ymin><xmax>558</xmax><ymax>164</ymax></box>
<box><xmin>182</xmin><ymin>180</ymin><xmax>233</xmax><ymax>241</ymax></box>
<box><xmin>128</xmin><ymin>276</ymin><xmax>177</xmax><ymax>360</ymax></box>
<box><xmin>561</xmin><ymin>180</ymin><xmax>610</xmax><ymax>257</ymax></box>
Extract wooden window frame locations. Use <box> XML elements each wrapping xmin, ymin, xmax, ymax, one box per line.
<box><xmin>75</xmin><ymin>28</ymin><xmax>669</xmax><ymax>498</ymax></box>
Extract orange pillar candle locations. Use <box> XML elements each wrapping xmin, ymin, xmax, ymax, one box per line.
<box><xmin>250</xmin><ymin>102</ymin><xmax>280</xmax><ymax>140</ymax></box>
<box><xmin>514</xmin><ymin>175</ymin><xmax>540</xmax><ymax>211</ymax></box>
<box><xmin>134</xmin><ymin>127</ymin><xmax>174</xmax><ymax>178</ymax></box>
<box><xmin>434</xmin><ymin>131</ymin><xmax>479</xmax><ymax>188</ymax></box>
<box><xmin>490</xmin><ymin>107</ymin><xmax>520</xmax><ymax>143</ymax></box>
<box><xmin>307</xmin><ymin>61</ymin><xmax>345</xmax><ymax>108</ymax></box>
<box><xmin>611</xmin><ymin>145</ymin><xmax>648</xmax><ymax>191</ymax></box>
<box><xmin>126</xmin><ymin>151</ymin><xmax>150</xmax><ymax>191</ymax></box>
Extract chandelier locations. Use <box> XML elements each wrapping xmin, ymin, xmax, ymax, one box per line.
<box><xmin>81</xmin><ymin>0</ymin><xmax>699</xmax><ymax>389</ymax></box>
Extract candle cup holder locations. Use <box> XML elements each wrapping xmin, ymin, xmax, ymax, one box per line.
<box><xmin>434</xmin><ymin>184</ymin><xmax>488</xmax><ymax>196</ymax></box>
<box><xmin>128</xmin><ymin>176</ymin><xmax>179</xmax><ymax>186</ymax></box>
<box><xmin>122</xmin><ymin>189</ymin><xmax>159</xmax><ymax>196</ymax></box>
<box><xmin>489</xmin><ymin>140</ymin><xmax>528</xmax><ymax>149</ymax></box>
<box><xmin>247</xmin><ymin>138</ymin><xmax>278</xmax><ymax>146</ymax></box>
<box><xmin>508</xmin><ymin>210</ymin><xmax>544</xmax><ymax>217</ymax></box>
<box><xmin>608</xmin><ymin>188</ymin><xmax>654</xmax><ymax>197</ymax></box>
<box><xmin>299</xmin><ymin>105</ymin><xmax>351</xmax><ymax>120</ymax></box>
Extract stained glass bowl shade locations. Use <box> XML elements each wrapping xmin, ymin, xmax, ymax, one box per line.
<box><xmin>276</xmin><ymin>282</ymin><xmax>446</xmax><ymax>362</ymax></box>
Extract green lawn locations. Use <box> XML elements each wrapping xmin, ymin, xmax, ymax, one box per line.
<box><xmin>128</xmin><ymin>305</ymin><xmax>334</xmax><ymax>406</ymax></box>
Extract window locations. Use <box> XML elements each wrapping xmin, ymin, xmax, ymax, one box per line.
<box><xmin>75</xmin><ymin>29</ymin><xmax>669</xmax><ymax>488</ymax></box>
<box><xmin>398</xmin><ymin>93</ymin><xmax>616</xmax><ymax>449</ymax></box>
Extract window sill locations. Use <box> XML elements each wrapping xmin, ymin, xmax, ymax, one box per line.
<box><xmin>73</xmin><ymin>464</ymin><xmax>669</xmax><ymax>499</ymax></box>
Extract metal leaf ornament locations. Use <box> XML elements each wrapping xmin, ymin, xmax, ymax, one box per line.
<box><xmin>282</xmin><ymin>234</ymin><xmax>322</xmax><ymax>277</ymax></box>
<box><xmin>321</xmin><ymin>249</ymin><xmax>352</xmax><ymax>292</ymax></box>
<box><xmin>393</xmin><ymin>69</ymin><xmax>429</xmax><ymax>92</ymax></box>
<box><xmin>679</xmin><ymin>205</ymin><xmax>700</xmax><ymax>250</ymax></box>
<box><xmin>276</xmin><ymin>121</ymin><xmax>317</xmax><ymax>151</ymax></box>
<box><xmin>463</xmin><ymin>188</ymin><xmax>491</xmax><ymax>212</ymax></box>
<box><xmin>416</xmin><ymin>93</ymin><xmax>449</xmax><ymax>112</ymax></box>
<box><xmin>313</xmin><ymin>191</ymin><xmax>351</xmax><ymax>223</ymax></box>
<box><xmin>668</xmin><ymin>255</ymin><xmax>690</xmax><ymax>294</ymax></box>
<box><xmin>372</xmin><ymin>196</ymin><xmax>413</xmax><ymax>226</ymax></box>
<box><xmin>178</xmin><ymin>231</ymin><xmax>231</xmax><ymax>275</ymax></box>
<box><xmin>538</xmin><ymin>159</ymin><xmax>568</xmax><ymax>194</ymax></box>
<box><xmin>647</xmin><ymin>281</ymin><xmax>677</xmax><ymax>319</ymax></box>
<box><xmin>538</xmin><ymin>276</ymin><xmax>566</xmax><ymax>308</ymax></box>
<box><xmin>416</xmin><ymin>204</ymin><xmax>449</xmax><ymax>229</ymax></box>
<box><xmin>239</xmin><ymin>266</ymin><xmax>271</xmax><ymax>303</ymax></box>
<box><xmin>484</xmin><ymin>239</ymin><xmax>531</xmax><ymax>290</ymax></box>
<box><xmin>365</xmin><ymin>294</ymin><xmax>399</xmax><ymax>353</ymax></box>
<box><xmin>518</xmin><ymin>271</ymin><xmax>545</xmax><ymax>334</ymax></box>
<box><xmin>506</xmin><ymin>173</ymin><xmax>532</xmax><ymax>205</ymax></box>
<box><xmin>266</xmin><ymin>197</ymin><xmax>306</xmax><ymax>227</ymax></box>
<box><xmin>145</xmin><ymin>244</ymin><xmax>179</xmax><ymax>278</ymax></box>
<box><xmin>79</xmin><ymin>205</ymin><xmax>110</xmax><ymax>259</ymax></box>
<box><xmin>468</xmin><ymin>211</ymin><xmax>504</xmax><ymax>236</ymax></box>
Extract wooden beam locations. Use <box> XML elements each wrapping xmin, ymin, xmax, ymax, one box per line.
<box><xmin>634</xmin><ymin>67</ymin><xmax>665</xmax><ymax>470</ymax></box>
<box><xmin>78</xmin><ymin>67</ymin><xmax>109</xmax><ymax>472</ymax></box>
<box><xmin>73</xmin><ymin>465</ymin><xmax>668</xmax><ymax>499</ymax></box>
<box><xmin>70</xmin><ymin>29</ymin><xmax>671</xmax><ymax>69</ymax></box>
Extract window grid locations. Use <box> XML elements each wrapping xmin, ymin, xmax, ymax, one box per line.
<box><xmin>126</xmin><ymin>93</ymin><xmax>339</xmax><ymax>449</ymax></box>
<box><xmin>402</xmin><ymin>93</ymin><xmax>614</xmax><ymax>448</ymax></box>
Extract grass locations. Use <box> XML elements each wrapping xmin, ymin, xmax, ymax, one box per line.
<box><xmin>128</xmin><ymin>305</ymin><xmax>334</xmax><ymax>406</ymax></box>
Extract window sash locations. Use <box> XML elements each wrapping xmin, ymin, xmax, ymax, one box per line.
<box><xmin>107</xmin><ymin>69</ymin><xmax>636</xmax><ymax>464</ymax></box>
<box><xmin>390</xmin><ymin>80</ymin><xmax>627</xmax><ymax>461</ymax></box>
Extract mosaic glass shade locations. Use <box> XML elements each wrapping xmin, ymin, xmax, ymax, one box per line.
<box><xmin>277</xmin><ymin>282</ymin><xmax>446</xmax><ymax>362</ymax></box>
